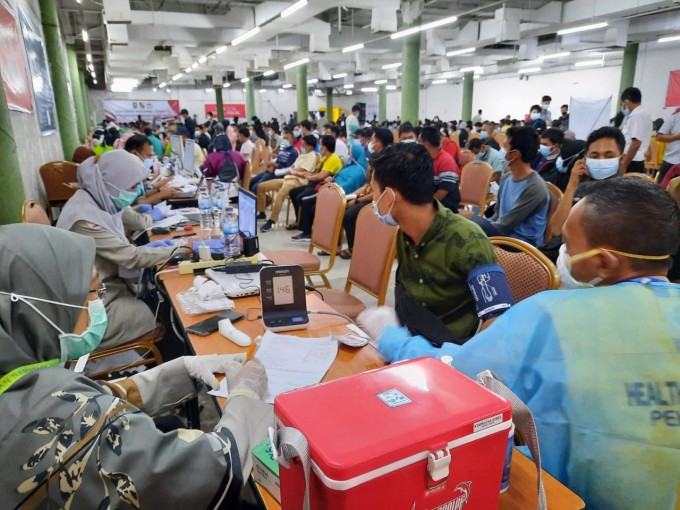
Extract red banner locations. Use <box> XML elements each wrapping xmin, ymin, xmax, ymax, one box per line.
<box><xmin>665</xmin><ymin>70</ymin><xmax>680</xmax><ymax>107</ymax></box>
<box><xmin>204</xmin><ymin>103</ymin><xmax>246</xmax><ymax>119</ymax></box>
<box><xmin>0</xmin><ymin>2</ymin><xmax>33</xmax><ymax>113</ymax></box>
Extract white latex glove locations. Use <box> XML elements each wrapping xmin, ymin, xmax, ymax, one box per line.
<box><xmin>227</xmin><ymin>359</ymin><xmax>268</xmax><ymax>400</ymax></box>
<box><xmin>184</xmin><ymin>354</ymin><xmax>246</xmax><ymax>391</ymax></box>
<box><xmin>357</xmin><ymin>306</ymin><xmax>400</xmax><ymax>341</ymax></box>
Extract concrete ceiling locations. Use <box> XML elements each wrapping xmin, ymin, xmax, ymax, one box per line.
<box><xmin>57</xmin><ymin>0</ymin><xmax>680</xmax><ymax>93</ymax></box>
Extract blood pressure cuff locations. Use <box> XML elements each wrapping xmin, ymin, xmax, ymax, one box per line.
<box><xmin>467</xmin><ymin>264</ymin><xmax>514</xmax><ymax>320</ymax></box>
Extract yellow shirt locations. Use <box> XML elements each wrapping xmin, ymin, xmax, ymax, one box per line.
<box><xmin>318</xmin><ymin>153</ymin><xmax>343</xmax><ymax>175</ymax></box>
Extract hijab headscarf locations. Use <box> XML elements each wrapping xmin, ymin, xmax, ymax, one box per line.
<box><xmin>349</xmin><ymin>138</ymin><xmax>368</xmax><ymax>173</ymax></box>
<box><xmin>214</xmin><ymin>133</ymin><xmax>232</xmax><ymax>152</ymax></box>
<box><xmin>0</xmin><ymin>224</ymin><xmax>93</xmax><ymax>376</ymax></box>
<box><xmin>57</xmin><ymin>150</ymin><xmax>149</xmax><ymax>241</ymax></box>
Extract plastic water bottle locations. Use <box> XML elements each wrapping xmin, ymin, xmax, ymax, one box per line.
<box><xmin>198</xmin><ymin>185</ymin><xmax>212</xmax><ymax>241</ymax></box>
<box><xmin>211</xmin><ymin>182</ymin><xmax>227</xmax><ymax>239</ymax></box>
<box><xmin>222</xmin><ymin>206</ymin><xmax>240</xmax><ymax>258</ymax></box>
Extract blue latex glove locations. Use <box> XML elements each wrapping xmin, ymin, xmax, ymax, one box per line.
<box><xmin>150</xmin><ymin>208</ymin><xmax>166</xmax><ymax>221</ymax></box>
<box><xmin>137</xmin><ymin>204</ymin><xmax>152</xmax><ymax>213</ymax></box>
<box><xmin>145</xmin><ymin>239</ymin><xmax>175</xmax><ymax>248</ymax></box>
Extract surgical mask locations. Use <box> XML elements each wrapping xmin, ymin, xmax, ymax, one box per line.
<box><xmin>301</xmin><ymin>147</ymin><xmax>308</xmax><ymax>154</ymax></box>
<box><xmin>621</xmin><ymin>107</ymin><xmax>630</xmax><ymax>117</ymax></box>
<box><xmin>530</xmin><ymin>112</ymin><xmax>541</xmax><ymax>121</ymax></box>
<box><xmin>2</xmin><ymin>292</ymin><xmax>108</xmax><ymax>363</ymax></box>
<box><xmin>542</xmin><ymin>103</ymin><xmax>550</xmax><ymax>109</ymax></box>
<box><xmin>281</xmin><ymin>139</ymin><xmax>291</xmax><ymax>149</ymax></box>
<box><xmin>194</xmin><ymin>130</ymin><xmax>201</xmax><ymax>138</ymax></box>
<box><xmin>555</xmin><ymin>156</ymin><xmax>565</xmax><ymax>172</ymax></box>
<box><xmin>293</xmin><ymin>129</ymin><xmax>301</xmax><ymax>138</ymax></box>
<box><xmin>586</xmin><ymin>157</ymin><xmax>619</xmax><ymax>180</ymax></box>
<box><xmin>367</xmin><ymin>141</ymin><xmax>375</xmax><ymax>154</ymax></box>
<box><xmin>110</xmin><ymin>187</ymin><xmax>139</xmax><ymax>210</ymax></box>
<box><xmin>556</xmin><ymin>244</ymin><xmax>603</xmax><ymax>290</ymax></box>
<box><xmin>480</xmin><ymin>131</ymin><xmax>489</xmax><ymax>139</ymax></box>
<box><xmin>372</xmin><ymin>188</ymin><xmax>398</xmax><ymax>227</ymax></box>
<box><xmin>143</xmin><ymin>158</ymin><xmax>154</xmax><ymax>170</ymax></box>
<box><xmin>475</xmin><ymin>151</ymin><xmax>485</xmax><ymax>161</ymax></box>
<box><xmin>539</xmin><ymin>144</ymin><xmax>552</xmax><ymax>157</ymax></box>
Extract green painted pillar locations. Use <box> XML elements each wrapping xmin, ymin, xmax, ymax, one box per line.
<box><xmin>215</xmin><ymin>86</ymin><xmax>224</xmax><ymax>121</ymax></box>
<box><xmin>326</xmin><ymin>87</ymin><xmax>333</xmax><ymax>122</ymax></box>
<box><xmin>618</xmin><ymin>42</ymin><xmax>639</xmax><ymax>101</ymax></box>
<box><xmin>39</xmin><ymin>0</ymin><xmax>78</xmax><ymax>159</ymax></box>
<box><xmin>245</xmin><ymin>73</ymin><xmax>256</xmax><ymax>120</ymax></box>
<box><xmin>379</xmin><ymin>84</ymin><xmax>387</xmax><ymax>123</ymax></box>
<box><xmin>462</xmin><ymin>71</ymin><xmax>474</xmax><ymax>121</ymax></box>
<box><xmin>296</xmin><ymin>64</ymin><xmax>308</xmax><ymax>122</ymax></box>
<box><xmin>66</xmin><ymin>45</ymin><xmax>87</xmax><ymax>142</ymax></box>
<box><xmin>401</xmin><ymin>31</ymin><xmax>420</xmax><ymax>125</ymax></box>
<box><xmin>79</xmin><ymin>70</ymin><xmax>92</xmax><ymax>127</ymax></box>
<box><xmin>0</xmin><ymin>66</ymin><xmax>26</xmax><ymax>224</ymax></box>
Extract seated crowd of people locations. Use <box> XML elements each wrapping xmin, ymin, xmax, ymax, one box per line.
<box><xmin>1</xmin><ymin>85</ymin><xmax>679</xmax><ymax>508</ymax></box>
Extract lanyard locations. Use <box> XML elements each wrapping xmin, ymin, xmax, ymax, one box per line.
<box><xmin>619</xmin><ymin>277</ymin><xmax>668</xmax><ymax>285</ymax></box>
<box><xmin>0</xmin><ymin>359</ymin><xmax>59</xmax><ymax>396</ymax></box>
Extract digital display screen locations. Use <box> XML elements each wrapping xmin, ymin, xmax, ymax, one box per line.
<box><xmin>183</xmin><ymin>138</ymin><xmax>195</xmax><ymax>171</ymax></box>
<box><xmin>292</xmin><ymin>317</ymin><xmax>304</xmax><ymax>323</ymax></box>
<box><xmin>238</xmin><ymin>188</ymin><xmax>257</xmax><ymax>238</ymax></box>
<box><xmin>273</xmin><ymin>275</ymin><xmax>294</xmax><ymax>306</ymax></box>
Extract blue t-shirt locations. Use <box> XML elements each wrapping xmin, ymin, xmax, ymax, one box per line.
<box><xmin>494</xmin><ymin>171</ymin><xmax>548</xmax><ymax>247</ymax></box>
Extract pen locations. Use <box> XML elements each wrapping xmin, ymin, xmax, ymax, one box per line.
<box><xmin>172</xmin><ymin>232</ymin><xmax>195</xmax><ymax>238</ymax></box>
<box><xmin>246</xmin><ymin>341</ymin><xmax>257</xmax><ymax>360</ymax></box>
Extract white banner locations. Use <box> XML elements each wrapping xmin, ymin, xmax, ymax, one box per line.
<box><xmin>570</xmin><ymin>96</ymin><xmax>612</xmax><ymax>141</ymax></box>
<box><xmin>103</xmin><ymin>99</ymin><xmax>180</xmax><ymax>122</ymax></box>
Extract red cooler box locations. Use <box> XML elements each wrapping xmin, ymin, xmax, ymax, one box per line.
<box><xmin>273</xmin><ymin>357</ymin><xmax>512</xmax><ymax>510</ymax></box>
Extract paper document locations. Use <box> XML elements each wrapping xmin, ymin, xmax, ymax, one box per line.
<box><xmin>256</xmin><ymin>330</ymin><xmax>339</xmax><ymax>403</ymax></box>
<box><xmin>152</xmin><ymin>214</ymin><xmax>187</xmax><ymax>229</ymax></box>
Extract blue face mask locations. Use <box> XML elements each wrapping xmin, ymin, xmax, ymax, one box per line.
<box><xmin>4</xmin><ymin>292</ymin><xmax>108</xmax><ymax>363</ymax></box>
<box><xmin>539</xmin><ymin>144</ymin><xmax>552</xmax><ymax>157</ymax></box>
<box><xmin>530</xmin><ymin>112</ymin><xmax>541</xmax><ymax>121</ymax></box>
<box><xmin>281</xmin><ymin>139</ymin><xmax>291</xmax><ymax>149</ymax></box>
<box><xmin>586</xmin><ymin>157</ymin><xmax>619</xmax><ymax>180</ymax></box>
<box><xmin>555</xmin><ymin>156</ymin><xmax>565</xmax><ymax>172</ymax></box>
<box><xmin>621</xmin><ymin>107</ymin><xmax>630</xmax><ymax>117</ymax></box>
<box><xmin>372</xmin><ymin>188</ymin><xmax>398</xmax><ymax>227</ymax></box>
<box><xmin>480</xmin><ymin>131</ymin><xmax>489</xmax><ymax>139</ymax></box>
<box><xmin>110</xmin><ymin>188</ymin><xmax>139</xmax><ymax>210</ymax></box>
<box><xmin>143</xmin><ymin>158</ymin><xmax>154</xmax><ymax>170</ymax></box>
<box><xmin>475</xmin><ymin>151</ymin><xmax>485</xmax><ymax>161</ymax></box>
<box><xmin>301</xmin><ymin>147</ymin><xmax>307</xmax><ymax>154</ymax></box>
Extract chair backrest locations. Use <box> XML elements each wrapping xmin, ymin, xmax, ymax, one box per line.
<box><xmin>262</xmin><ymin>146</ymin><xmax>272</xmax><ymax>167</ymax></box>
<box><xmin>450</xmin><ymin>131</ymin><xmax>460</xmax><ymax>145</ymax></box>
<box><xmin>21</xmin><ymin>200</ymin><xmax>51</xmax><ymax>225</ymax></box>
<box><xmin>242</xmin><ymin>161</ymin><xmax>252</xmax><ymax>190</ymax></box>
<box><xmin>250</xmin><ymin>145</ymin><xmax>262</xmax><ymax>175</ymax></box>
<box><xmin>392</xmin><ymin>129</ymin><xmax>399</xmax><ymax>143</ymax></box>
<box><xmin>459</xmin><ymin>161</ymin><xmax>493</xmax><ymax>214</ymax></box>
<box><xmin>623</xmin><ymin>172</ymin><xmax>655</xmax><ymax>183</ymax></box>
<box><xmin>646</xmin><ymin>139</ymin><xmax>658</xmax><ymax>163</ymax></box>
<box><xmin>494</xmin><ymin>133</ymin><xmax>506</xmax><ymax>146</ymax></box>
<box><xmin>310</xmin><ymin>183</ymin><xmax>346</xmax><ymax>254</ymax></box>
<box><xmin>39</xmin><ymin>161</ymin><xmax>79</xmax><ymax>204</ymax></box>
<box><xmin>491</xmin><ymin>236</ymin><xmax>560</xmax><ymax>303</ymax></box>
<box><xmin>468</xmin><ymin>132</ymin><xmax>481</xmax><ymax>141</ymax></box>
<box><xmin>346</xmin><ymin>206</ymin><xmax>398</xmax><ymax>304</ymax></box>
<box><xmin>544</xmin><ymin>182</ymin><xmax>563</xmax><ymax>241</ymax></box>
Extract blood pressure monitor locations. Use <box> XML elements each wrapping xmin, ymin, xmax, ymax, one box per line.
<box><xmin>259</xmin><ymin>265</ymin><xmax>309</xmax><ymax>332</ymax></box>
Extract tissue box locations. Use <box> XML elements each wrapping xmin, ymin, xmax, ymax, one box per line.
<box><xmin>252</xmin><ymin>438</ymin><xmax>281</xmax><ymax>503</ymax></box>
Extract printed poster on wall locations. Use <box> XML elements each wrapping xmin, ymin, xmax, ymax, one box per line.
<box><xmin>103</xmin><ymin>99</ymin><xmax>180</xmax><ymax>121</ymax></box>
<box><xmin>204</xmin><ymin>103</ymin><xmax>246</xmax><ymax>119</ymax></box>
<box><xmin>18</xmin><ymin>7</ymin><xmax>55</xmax><ymax>134</ymax></box>
<box><xmin>0</xmin><ymin>1</ymin><xmax>32</xmax><ymax>113</ymax></box>
<box><xmin>665</xmin><ymin>70</ymin><xmax>680</xmax><ymax>107</ymax></box>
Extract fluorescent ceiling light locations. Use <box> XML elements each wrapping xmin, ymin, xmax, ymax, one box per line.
<box><xmin>391</xmin><ymin>15</ymin><xmax>457</xmax><ymax>40</ymax></box>
<box><xmin>574</xmin><ymin>59</ymin><xmax>603</xmax><ymax>67</ymax></box>
<box><xmin>240</xmin><ymin>77</ymin><xmax>250</xmax><ymax>83</ymax></box>
<box><xmin>282</xmin><ymin>83</ymin><xmax>293</xmax><ymax>88</ymax></box>
<box><xmin>278</xmin><ymin>88</ymin><xmax>285</xmax><ymax>93</ymax></box>
<box><xmin>659</xmin><ymin>35</ymin><xmax>680</xmax><ymax>43</ymax></box>
<box><xmin>152</xmin><ymin>87</ymin><xmax>157</xmax><ymax>92</ymax></box>
<box><xmin>382</xmin><ymin>62</ymin><xmax>401</xmax><ymax>70</ymax></box>
<box><xmin>539</xmin><ymin>51</ymin><xmax>571</xmax><ymax>61</ymax></box>
<box><xmin>307</xmin><ymin>78</ymin><xmax>318</xmax><ymax>84</ymax></box>
<box><xmin>90</xmin><ymin>70</ymin><xmax>96</xmax><ymax>78</ymax></box>
<box><xmin>93</xmin><ymin>79</ymin><xmax>97</xmax><ymax>84</ymax></box>
<box><xmin>432</xmin><ymin>79</ymin><xmax>447</xmax><ymax>85</ymax></box>
<box><xmin>281</xmin><ymin>0</ymin><xmax>307</xmax><ymax>18</ymax></box>
<box><xmin>166</xmin><ymin>88</ymin><xmax>171</xmax><ymax>93</ymax></box>
<box><xmin>460</xmin><ymin>66</ymin><xmax>483</xmax><ymax>74</ymax></box>
<box><xmin>473</xmin><ymin>74</ymin><xmax>480</xmax><ymax>80</ymax></box>
<box><xmin>223</xmin><ymin>82</ymin><xmax>230</xmax><ymax>88</ymax></box>
<box><xmin>283</xmin><ymin>57</ymin><xmax>309</xmax><ymax>69</ymax></box>
<box><xmin>192</xmin><ymin>62</ymin><xmax>199</xmax><ymax>69</ymax></box>
<box><xmin>386</xmin><ymin>85</ymin><xmax>397</xmax><ymax>90</ymax></box>
<box><xmin>343</xmin><ymin>83</ymin><xmax>354</xmax><ymax>89</ymax></box>
<box><xmin>205</xmin><ymin>88</ymin><xmax>212</xmax><ymax>93</ymax></box>
<box><xmin>232</xmin><ymin>26</ymin><xmax>260</xmax><ymax>46</ymax></box>
<box><xmin>333</xmin><ymin>72</ymin><xmax>347</xmax><ymax>79</ymax></box>
<box><xmin>86</xmin><ymin>54</ymin><xmax>92</xmax><ymax>62</ymax></box>
<box><xmin>198</xmin><ymin>55</ymin><xmax>207</xmax><ymax>64</ymax></box>
<box><xmin>172</xmin><ymin>73</ymin><xmax>183</xmax><ymax>81</ymax></box>
<box><xmin>242</xmin><ymin>88</ymin><xmax>246</xmax><ymax>92</ymax></box>
<box><xmin>346</xmin><ymin>91</ymin><xmax>353</xmax><ymax>95</ymax></box>
<box><xmin>557</xmin><ymin>22</ymin><xmax>608</xmax><ymax>35</ymax></box>
<box><xmin>263</xmin><ymin>70</ymin><xmax>275</xmax><ymax>76</ymax></box>
<box><xmin>375</xmin><ymin>79</ymin><xmax>387</xmax><ymax>84</ymax></box>
<box><xmin>446</xmin><ymin>47</ymin><xmax>475</xmax><ymax>57</ymax></box>
<box><xmin>259</xmin><ymin>89</ymin><xmax>266</xmax><ymax>93</ymax></box>
<box><xmin>110</xmin><ymin>78</ymin><xmax>139</xmax><ymax>93</ymax></box>
<box><xmin>343</xmin><ymin>43</ymin><xmax>364</xmax><ymax>53</ymax></box>
<box><xmin>185</xmin><ymin>67</ymin><xmax>192</xmax><ymax>73</ymax></box>
<box><xmin>215</xmin><ymin>45</ymin><xmax>227</xmax><ymax>54</ymax></box>
<box><xmin>518</xmin><ymin>67</ymin><xmax>541</xmax><ymax>74</ymax></box>
<box><xmin>361</xmin><ymin>87</ymin><xmax>378</xmax><ymax>92</ymax></box>
<box><xmin>82</xmin><ymin>29</ymin><xmax>88</xmax><ymax>42</ymax></box>
<box><xmin>158</xmin><ymin>82</ymin><xmax>167</xmax><ymax>88</ymax></box>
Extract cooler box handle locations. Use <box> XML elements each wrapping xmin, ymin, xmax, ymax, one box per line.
<box><xmin>269</xmin><ymin>426</ymin><xmax>311</xmax><ymax>510</ymax></box>
<box><xmin>477</xmin><ymin>370</ymin><xmax>547</xmax><ymax>510</ymax></box>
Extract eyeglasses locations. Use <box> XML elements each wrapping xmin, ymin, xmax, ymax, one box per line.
<box><xmin>89</xmin><ymin>283</ymin><xmax>107</xmax><ymax>301</ymax></box>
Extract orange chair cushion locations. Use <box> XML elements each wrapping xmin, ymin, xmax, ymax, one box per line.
<box><xmin>317</xmin><ymin>289</ymin><xmax>367</xmax><ymax>319</ymax></box>
<box><xmin>262</xmin><ymin>250</ymin><xmax>321</xmax><ymax>271</ymax></box>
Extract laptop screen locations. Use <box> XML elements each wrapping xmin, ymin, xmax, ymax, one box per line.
<box><xmin>170</xmin><ymin>134</ymin><xmax>183</xmax><ymax>159</ymax></box>
<box><xmin>183</xmin><ymin>138</ymin><xmax>195</xmax><ymax>172</ymax></box>
<box><xmin>238</xmin><ymin>187</ymin><xmax>257</xmax><ymax>238</ymax></box>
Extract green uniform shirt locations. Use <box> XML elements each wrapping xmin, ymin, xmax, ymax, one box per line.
<box><xmin>396</xmin><ymin>202</ymin><xmax>497</xmax><ymax>340</ymax></box>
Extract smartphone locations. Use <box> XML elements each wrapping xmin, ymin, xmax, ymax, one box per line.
<box><xmin>186</xmin><ymin>311</ymin><xmax>245</xmax><ymax>336</ymax></box>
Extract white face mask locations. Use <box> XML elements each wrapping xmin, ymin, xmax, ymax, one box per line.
<box><xmin>556</xmin><ymin>244</ymin><xmax>603</xmax><ymax>290</ymax></box>
<box><xmin>367</xmin><ymin>141</ymin><xmax>375</xmax><ymax>154</ymax></box>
